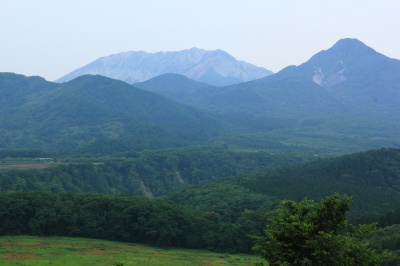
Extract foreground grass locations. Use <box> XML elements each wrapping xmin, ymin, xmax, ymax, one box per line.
<box><xmin>0</xmin><ymin>236</ymin><xmax>264</xmax><ymax>266</ymax></box>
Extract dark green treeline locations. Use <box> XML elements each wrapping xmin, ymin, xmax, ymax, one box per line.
<box><xmin>0</xmin><ymin>191</ymin><xmax>266</xmax><ymax>253</ymax></box>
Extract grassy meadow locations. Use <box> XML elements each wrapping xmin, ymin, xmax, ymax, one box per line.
<box><xmin>0</xmin><ymin>236</ymin><xmax>264</xmax><ymax>266</ymax></box>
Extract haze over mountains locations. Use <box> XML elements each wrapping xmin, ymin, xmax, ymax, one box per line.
<box><xmin>56</xmin><ymin>48</ymin><xmax>273</xmax><ymax>86</ymax></box>
<box><xmin>1</xmin><ymin>38</ymin><xmax>399</xmax><ymax>154</ymax></box>
<box><xmin>137</xmin><ymin>38</ymin><xmax>400</xmax><ymax>139</ymax></box>
<box><xmin>2</xmin><ymin>37</ymin><xmax>400</xmax><ymax>262</ymax></box>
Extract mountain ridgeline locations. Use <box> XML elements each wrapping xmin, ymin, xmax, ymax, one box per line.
<box><xmin>0</xmin><ymin>146</ymin><xmax>315</xmax><ymax>197</ymax></box>
<box><xmin>170</xmin><ymin>148</ymin><xmax>400</xmax><ymax>221</ymax></box>
<box><xmin>56</xmin><ymin>48</ymin><xmax>273</xmax><ymax>86</ymax></box>
<box><xmin>1</xmin><ymin>38</ymin><xmax>400</xmax><ymax>153</ymax></box>
<box><xmin>136</xmin><ymin>38</ymin><xmax>400</xmax><ymax>121</ymax></box>
<box><xmin>135</xmin><ymin>38</ymin><xmax>400</xmax><ymax>152</ymax></box>
<box><xmin>0</xmin><ymin>73</ymin><xmax>223</xmax><ymax>151</ymax></box>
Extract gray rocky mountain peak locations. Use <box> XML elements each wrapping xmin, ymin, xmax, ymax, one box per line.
<box><xmin>56</xmin><ymin>48</ymin><xmax>273</xmax><ymax>86</ymax></box>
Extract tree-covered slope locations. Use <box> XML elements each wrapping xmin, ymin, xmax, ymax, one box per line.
<box><xmin>135</xmin><ymin>73</ymin><xmax>211</xmax><ymax>93</ymax></box>
<box><xmin>170</xmin><ymin>148</ymin><xmax>400</xmax><ymax>220</ymax></box>
<box><xmin>255</xmin><ymin>38</ymin><xmax>400</xmax><ymax>120</ymax></box>
<box><xmin>135</xmin><ymin>39</ymin><xmax>400</xmax><ymax>152</ymax></box>
<box><xmin>182</xmin><ymin>39</ymin><xmax>400</xmax><ymax>121</ymax></box>
<box><xmin>0</xmin><ymin>146</ymin><xmax>314</xmax><ymax>197</ymax></box>
<box><xmin>0</xmin><ymin>74</ymin><xmax>58</xmax><ymax>147</ymax></box>
<box><xmin>0</xmin><ymin>73</ymin><xmax>224</xmax><ymax>151</ymax></box>
<box><xmin>135</xmin><ymin>73</ymin><xmax>214</xmax><ymax>106</ymax></box>
<box><xmin>1</xmin><ymin>148</ymin><xmax>400</xmax><ymax>257</ymax></box>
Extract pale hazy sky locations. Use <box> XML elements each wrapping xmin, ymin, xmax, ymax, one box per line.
<box><xmin>1</xmin><ymin>0</ymin><xmax>399</xmax><ymax>81</ymax></box>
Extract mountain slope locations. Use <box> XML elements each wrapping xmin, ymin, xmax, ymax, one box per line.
<box><xmin>0</xmin><ymin>73</ymin><xmax>224</xmax><ymax>150</ymax></box>
<box><xmin>170</xmin><ymin>148</ymin><xmax>400</xmax><ymax>220</ymax></box>
<box><xmin>0</xmin><ymin>73</ymin><xmax>57</xmax><ymax>109</ymax></box>
<box><xmin>135</xmin><ymin>73</ymin><xmax>211</xmax><ymax>93</ymax></box>
<box><xmin>258</xmin><ymin>39</ymin><xmax>400</xmax><ymax>112</ymax></box>
<box><xmin>56</xmin><ymin>48</ymin><xmax>273</xmax><ymax>86</ymax></box>
<box><xmin>252</xmin><ymin>40</ymin><xmax>400</xmax><ymax>143</ymax></box>
<box><xmin>197</xmin><ymin>38</ymin><xmax>400</xmax><ymax>115</ymax></box>
<box><xmin>133</xmin><ymin>39</ymin><xmax>400</xmax><ymax>153</ymax></box>
<box><xmin>134</xmin><ymin>73</ymin><xmax>214</xmax><ymax>105</ymax></box>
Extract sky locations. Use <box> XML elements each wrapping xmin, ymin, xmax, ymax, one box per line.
<box><xmin>1</xmin><ymin>0</ymin><xmax>399</xmax><ymax>81</ymax></box>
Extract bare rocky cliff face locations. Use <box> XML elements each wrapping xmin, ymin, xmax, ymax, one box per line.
<box><xmin>56</xmin><ymin>48</ymin><xmax>273</xmax><ymax>86</ymax></box>
<box><xmin>312</xmin><ymin>66</ymin><xmax>346</xmax><ymax>87</ymax></box>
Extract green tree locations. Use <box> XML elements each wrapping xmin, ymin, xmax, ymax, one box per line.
<box><xmin>252</xmin><ymin>194</ymin><xmax>377</xmax><ymax>266</ymax></box>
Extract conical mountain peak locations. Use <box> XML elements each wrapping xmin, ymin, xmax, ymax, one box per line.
<box><xmin>331</xmin><ymin>38</ymin><xmax>369</xmax><ymax>50</ymax></box>
<box><xmin>309</xmin><ymin>38</ymin><xmax>377</xmax><ymax>65</ymax></box>
<box><xmin>261</xmin><ymin>38</ymin><xmax>396</xmax><ymax>88</ymax></box>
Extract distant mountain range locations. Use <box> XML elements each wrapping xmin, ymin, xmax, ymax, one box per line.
<box><xmin>1</xmin><ymin>38</ymin><xmax>399</xmax><ymax>153</ymax></box>
<box><xmin>137</xmin><ymin>38</ymin><xmax>400</xmax><ymax>130</ymax></box>
<box><xmin>56</xmin><ymin>48</ymin><xmax>273</xmax><ymax>86</ymax></box>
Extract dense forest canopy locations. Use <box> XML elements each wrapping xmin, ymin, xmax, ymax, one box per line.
<box><xmin>1</xmin><ymin>147</ymin><xmax>400</xmax><ymax>263</ymax></box>
<box><xmin>0</xmin><ymin>146</ymin><xmax>315</xmax><ymax>197</ymax></box>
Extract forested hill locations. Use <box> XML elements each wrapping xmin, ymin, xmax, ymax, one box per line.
<box><xmin>2</xmin><ymin>147</ymin><xmax>399</xmax><ymax>218</ymax></box>
<box><xmin>1</xmin><ymin>148</ymin><xmax>400</xmax><ymax>256</ymax></box>
<box><xmin>0</xmin><ymin>73</ymin><xmax>224</xmax><ymax>151</ymax></box>
<box><xmin>131</xmin><ymin>39</ymin><xmax>400</xmax><ymax>153</ymax></box>
<box><xmin>170</xmin><ymin>148</ymin><xmax>400</xmax><ymax>220</ymax></box>
<box><xmin>0</xmin><ymin>147</ymin><xmax>314</xmax><ymax>197</ymax></box>
<box><xmin>2</xmin><ymin>38</ymin><xmax>400</xmax><ymax>155</ymax></box>
<box><xmin>134</xmin><ymin>73</ymin><xmax>213</xmax><ymax>106</ymax></box>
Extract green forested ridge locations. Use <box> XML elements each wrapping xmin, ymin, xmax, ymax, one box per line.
<box><xmin>2</xmin><ymin>148</ymin><xmax>400</xmax><ymax>219</ymax></box>
<box><xmin>1</xmin><ymin>39</ymin><xmax>400</xmax><ymax>155</ymax></box>
<box><xmin>0</xmin><ymin>73</ymin><xmax>224</xmax><ymax>151</ymax></box>
<box><xmin>134</xmin><ymin>73</ymin><xmax>212</xmax><ymax>101</ymax></box>
<box><xmin>1</xmin><ymin>59</ymin><xmax>400</xmax><ymax>155</ymax></box>
<box><xmin>0</xmin><ymin>73</ymin><xmax>56</xmax><ymax>109</ymax></box>
<box><xmin>134</xmin><ymin>39</ymin><xmax>400</xmax><ymax>156</ymax></box>
<box><xmin>0</xmin><ymin>146</ymin><xmax>313</xmax><ymax>197</ymax></box>
<box><xmin>171</xmin><ymin>148</ymin><xmax>400</xmax><ymax>219</ymax></box>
